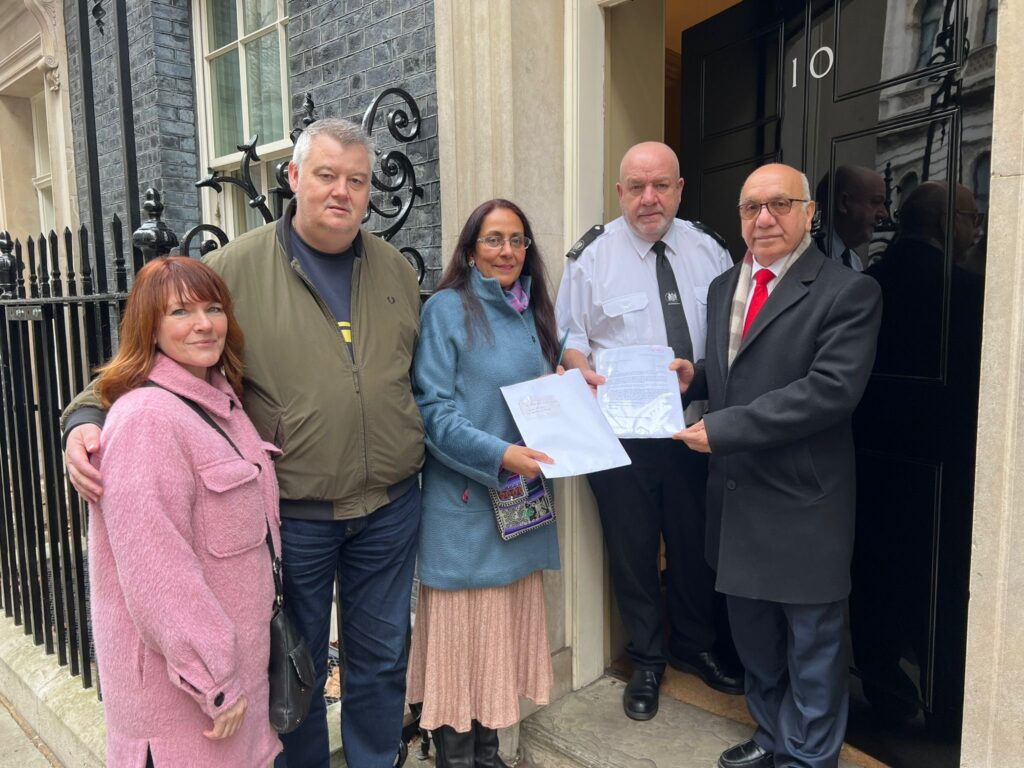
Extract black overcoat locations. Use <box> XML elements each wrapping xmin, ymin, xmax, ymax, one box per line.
<box><xmin>695</xmin><ymin>248</ymin><xmax>882</xmax><ymax>604</ymax></box>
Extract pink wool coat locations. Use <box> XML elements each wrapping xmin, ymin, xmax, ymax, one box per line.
<box><xmin>89</xmin><ymin>353</ymin><xmax>282</xmax><ymax>767</ymax></box>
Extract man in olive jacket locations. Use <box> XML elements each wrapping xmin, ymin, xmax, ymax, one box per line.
<box><xmin>63</xmin><ymin>119</ymin><xmax>423</xmax><ymax>768</ymax></box>
<box><xmin>677</xmin><ymin>164</ymin><xmax>882</xmax><ymax>768</ymax></box>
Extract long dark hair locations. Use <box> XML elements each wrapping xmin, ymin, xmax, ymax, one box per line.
<box><xmin>435</xmin><ymin>199</ymin><xmax>560</xmax><ymax>367</ymax></box>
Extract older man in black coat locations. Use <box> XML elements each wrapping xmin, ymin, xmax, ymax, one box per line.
<box><xmin>677</xmin><ymin>163</ymin><xmax>882</xmax><ymax>768</ymax></box>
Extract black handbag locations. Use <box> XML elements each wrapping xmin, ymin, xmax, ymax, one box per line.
<box><xmin>266</xmin><ymin>528</ymin><xmax>316</xmax><ymax>733</ymax></box>
<box><xmin>152</xmin><ymin>383</ymin><xmax>316</xmax><ymax>733</ymax></box>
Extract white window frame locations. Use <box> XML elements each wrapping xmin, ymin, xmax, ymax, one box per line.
<box><xmin>30</xmin><ymin>91</ymin><xmax>54</xmax><ymax>236</ymax></box>
<box><xmin>192</xmin><ymin>0</ymin><xmax>291</xmax><ymax>238</ymax></box>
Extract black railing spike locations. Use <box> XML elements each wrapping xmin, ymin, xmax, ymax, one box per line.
<box><xmin>133</xmin><ymin>188</ymin><xmax>179</xmax><ymax>263</ymax></box>
<box><xmin>49</xmin><ymin>231</ymin><xmax>62</xmax><ymax>299</ymax></box>
<box><xmin>26</xmin><ymin>237</ymin><xmax>39</xmax><ymax>299</ymax></box>
<box><xmin>14</xmin><ymin>239</ymin><xmax>25</xmax><ymax>299</ymax></box>
<box><xmin>63</xmin><ymin>228</ymin><xmax>76</xmax><ymax>296</ymax></box>
<box><xmin>38</xmin><ymin>232</ymin><xmax>51</xmax><ymax>299</ymax></box>
<box><xmin>78</xmin><ymin>226</ymin><xmax>93</xmax><ymax>297</ymax></box>
<box><xmin>111</xmin><ymin>214</ymin><xmax>127</xmax><ymax>292</ymax></box>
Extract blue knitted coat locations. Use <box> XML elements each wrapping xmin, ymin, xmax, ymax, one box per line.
<box><xmin>413</xmin><ymin>269</ymin><xmax>561</xmax><ymax>590</ymax></box>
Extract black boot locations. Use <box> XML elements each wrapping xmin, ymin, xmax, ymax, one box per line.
<box><xmin>432</xmin><ymin>725</ymin><xmax>475</xmax><ymax>768</ymax></box>
<box><xmin>472</xmin><ymin>720</ymin><xmax>508</xmax><ymax>768</ymax></box>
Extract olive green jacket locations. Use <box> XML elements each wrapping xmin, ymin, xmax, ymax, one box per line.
<box><xmin>63</xmin><ymin>206</ymin><xmax>424</xmax><ymax>519</ymax></box>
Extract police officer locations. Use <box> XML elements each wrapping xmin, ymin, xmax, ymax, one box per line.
<box><xmin>555</xmin><ymin>141</ymin><xmax>741</xmax><ymax>721</ymax></box>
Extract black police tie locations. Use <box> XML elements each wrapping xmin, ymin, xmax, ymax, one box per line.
<box><xmin>652</xmin><ymin>240</ymin><xmax>693</xmax><ymax>361</ymax></box>
<box><xmin>840</xmin><ymin>248</ymin><xmax>852</xmax><ymax>268</ymax></box>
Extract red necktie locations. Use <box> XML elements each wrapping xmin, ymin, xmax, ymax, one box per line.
<box><xmin>742</xmin><ymin>268</ymin><xmax>774</xmax><ymax>338</ymax></box>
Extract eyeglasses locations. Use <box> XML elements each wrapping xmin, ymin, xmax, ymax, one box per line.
<box><xmin>737</xmin><ymin>198</ymin><xmax>809</xmax><ymax>220</ymax></box>
<box><xmin>477</xmin><ymin>235</ymin><xmax>531</xmax><ymax>251</ymax></box>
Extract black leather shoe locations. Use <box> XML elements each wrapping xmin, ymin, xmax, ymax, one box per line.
<box><xmin>623</xmin><ymin>669</ymin><xmax>661</xmax><ymax>721</ymax></box>
<box><xmin>718</xmin><ymin>739</ymin><xmax>773</xmax><ymax>768</ymax></box>
<box><xmin>670</xmin><ymin>650</ymin><xmax>744</xmax><ymax>695</ymax></box>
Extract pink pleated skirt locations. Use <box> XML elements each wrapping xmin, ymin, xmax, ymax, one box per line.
<box><xmin>406</xmin><ymin>570</ymin><xmax>553</xmax><ymax>732</ymax></box>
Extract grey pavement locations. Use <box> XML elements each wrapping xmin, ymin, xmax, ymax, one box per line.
<box><xmin>520</xmin><ymin>676</ymin><xmax>859</xmax><ymax>768</ymax></box>
<box><xmin>0</xmin><ymin>696</ymin><xmax>58</xmax><ymax>768</ymax></box>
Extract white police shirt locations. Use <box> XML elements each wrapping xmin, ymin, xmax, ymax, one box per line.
<box><xmin>556</xmin><ymin>216</ymin><xmax>732</xmax><ymax>363</ymax></box>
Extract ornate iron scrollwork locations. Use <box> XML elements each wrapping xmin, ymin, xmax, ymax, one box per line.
<box><xmin>195</xmin><ymin>137</ymin><xmax>274</xmax><ymax>224</ymax></box>
<box><xmin>181</xmin><ymin>91</ymin><xmax>427</xmax><ymax>284</ymax></box>
<box><xmin>361</xmin><ymin>88</ymin><xmax>426</xmax><ymax>279</ymax></box>
<box><xmin>91</xmin><ymin>1</ymin><xmax>105</xmax><ymax>34</ymax></box>
<box><xmin>0</xmin><ymin>231</ymin><xmax>13</xmax><ymax>299</ymax></box>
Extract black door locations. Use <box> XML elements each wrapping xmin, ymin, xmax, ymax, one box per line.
<box><xmin>679</xmin><ymin>1</ymin><xmax>995</xmax><ymax>766</ymax></box>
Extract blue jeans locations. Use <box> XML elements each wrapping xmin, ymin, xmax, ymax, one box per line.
<box><xmin>274</xmin><ymin>486</ymin><xmax>420</xmax><ymax>768</ymax></box>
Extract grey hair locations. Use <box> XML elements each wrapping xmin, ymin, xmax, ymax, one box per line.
<box><xmin>291</xmin><ymin>118</ymin><xmax>376</xmax><ymax>173</ymax></box>
<box><xmin>798</xmin><ymin>171</ymin><xmax>811</xmax><ymax>202</ymax></box>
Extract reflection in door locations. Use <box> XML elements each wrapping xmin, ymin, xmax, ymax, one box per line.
<box><xmin>677</xmin><ymin>1</ymin><xmax>994</xmax><ymax>765</ymax></box>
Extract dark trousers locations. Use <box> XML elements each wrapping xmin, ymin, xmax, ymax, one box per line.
<box><xmin>587</xmin><ymin>439</ymin><xmax>717</xmax><ymax>671</ymax></box>
<box><xmin>727</xmin><ymin>596</ymin><xmax>849</xmax><ymax>768</ymax></box>
<box><xmin>274</xmin><ymin>486</ymin><xmax>421</xmax><ymax>768</ymax></box>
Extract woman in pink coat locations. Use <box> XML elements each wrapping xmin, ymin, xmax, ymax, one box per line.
<box><xmin>88</xmin><ymin>256</ymin><xmax>281</xmax><ymax>767</ymax></box>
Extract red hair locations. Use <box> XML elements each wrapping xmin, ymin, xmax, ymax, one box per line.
<box><xmin>96</xmin><ymin>257</ymin><xmax>244</xmax><ymax>407</ymax></box>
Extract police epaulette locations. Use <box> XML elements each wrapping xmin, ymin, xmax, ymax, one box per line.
<box><xmin>692</xmin><ymin>220</ymin><xmax>729</xmax><ymax>252</ymax></box>
<box><xmin>565</xmin><ymin>224</ymin><xmax>604</xmax><ymax>260</ymax></box>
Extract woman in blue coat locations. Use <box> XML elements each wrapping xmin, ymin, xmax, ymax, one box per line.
<box><xmin>407</xmin><ymin>199</ymin><xmax>562</xmax><ymax>767</ymax></box>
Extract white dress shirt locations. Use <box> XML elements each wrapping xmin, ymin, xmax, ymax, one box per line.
<box><xmin>743</xmin><ymin>253</ymin><xmax>790</xmax><ymax>317</ymax></box>
<box><xmin>556</xmin><ymin>217</ymin><xmax>733</xmax><ymax>363</ymax></box>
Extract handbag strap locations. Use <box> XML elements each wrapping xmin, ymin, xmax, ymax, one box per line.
<box><xmin>144</xmin><ymin>381</ymin><xmax>284</xmax><ymax>605</ymax></box>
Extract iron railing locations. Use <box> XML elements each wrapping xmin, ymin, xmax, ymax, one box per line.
<box><xmin>0</xmin><ymin>217</ymin><xmax>136</xmax><ymax>690</ymax></box>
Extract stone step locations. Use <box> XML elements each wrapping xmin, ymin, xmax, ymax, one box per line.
<box><xmin>520</xmin><ymin>676</ymin><xmax>860</xmax><ymax>768</ymax></box>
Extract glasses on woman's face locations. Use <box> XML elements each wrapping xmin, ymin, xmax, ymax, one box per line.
<box><xmin>476</xmin><ymin>235</ymin><xmax>531</xmax><ymax>251</ymax></box>
<box><xmin>737</xmin><ymin>198</ymin><xmax>808</xmax><ymax>220</ymax></box>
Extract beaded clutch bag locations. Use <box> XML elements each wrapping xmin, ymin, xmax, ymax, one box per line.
<box><xmin>488</xmin><ymin>473</ymin><xmax>555</xmax><ymax>541</ymax></box>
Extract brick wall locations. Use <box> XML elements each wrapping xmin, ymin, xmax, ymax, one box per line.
<box><xmin>128</xmin><ymin>0</ymin><xmax>202</xmax><ymax>235</ymax></box>
<box><xmin>64</xmin><ymin>0</ymin><xmax>201</xmax><ymax>273</ymax></box>
<box><xmin>65</xmin><ymin>0</ymin><xmax>439</xmax><ymax>283</ymax></box>
<box><xmin>288</xmin><ymin>0</ymin><xmax>442</xmax><ymax>289</ymax></box>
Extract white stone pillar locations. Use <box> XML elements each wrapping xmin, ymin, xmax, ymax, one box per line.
<box><xmin>434</xmin><ymin>0</ymin><xmax>613</xmax><ymax>698</ymax></box>
<box><xmin>961</xmin><ymin>1</ymin><xmax>1024</xmax><ymax>764</ymax></box>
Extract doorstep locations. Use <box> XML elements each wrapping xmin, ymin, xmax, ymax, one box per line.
<box><xmin>519</xmin><ymin>672</ymin><xmax>871</xmax><ymax>768</ymax></box>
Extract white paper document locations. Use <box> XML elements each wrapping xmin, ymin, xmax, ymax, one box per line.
<box><xmin>594</xmin><ymin>345</ymin><xmax>685</xmax><ymax>438</ymax></box>
<box><xmin>499</xmin><ymin>368</ymin><xmax>631</xmax><ymax>478</ymax></box>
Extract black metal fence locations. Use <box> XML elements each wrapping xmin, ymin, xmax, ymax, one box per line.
<box><xmin>0</xmin><ymin>216</ymin><xmax>140</xmax><ymax>690</ymax></box>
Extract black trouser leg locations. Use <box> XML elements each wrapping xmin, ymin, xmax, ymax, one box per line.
<box><xmin>432</xmin><ymin>725</ymin><xmax>475</xmax><ymax>768</ymax></box>
<box><xmin>587</xmin><ymin>440</ymin><xmax>716</xmax><ymax>671</ymax></box>
<box><xmin>661</xmin><ymin>443</ymin><xmax>717</xmax><ymax>659</ymax></box>
<box><xmin>473</xmin><ymin>720</ymin><xmax>508</xmax><ymax>768</ymax></box>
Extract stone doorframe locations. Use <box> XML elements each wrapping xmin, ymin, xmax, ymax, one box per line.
<box><xmin>433</xmin><ymin>0</ymin><xmax>613</xmax><ymax>695</ymax></box>
<box><xmin>960</xmin><ymin>1</ymin><xmax>1024</xmax><ymax>765</ymax></box>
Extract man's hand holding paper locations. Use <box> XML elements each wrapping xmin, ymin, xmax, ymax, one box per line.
<box><xmin>595</xmin><ymin>345</ymin><xmax>687</xmax><ymax>438</ymax></box>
